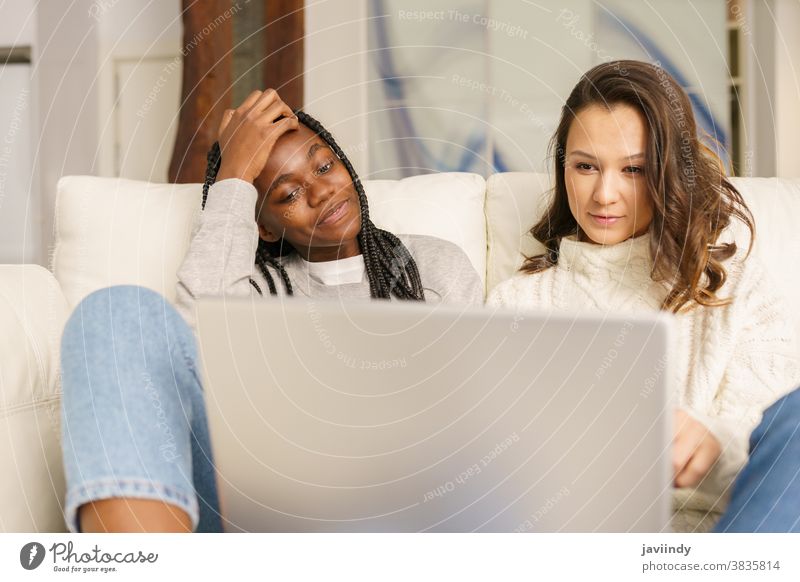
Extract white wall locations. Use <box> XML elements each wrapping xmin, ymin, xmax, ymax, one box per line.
<box><xmin>34</xmin><ymin>0</ymin><xmax>184</xmax><ymax>265</ymax></box>
<box><xmin>304</xmin><ymin>0</ymin><xmax>369</xmax><ymax>174</ymax></box>
<box><xmin>308</xmin><ymin>1</ymin><xmax>732</xmax><ymax>177</ymax></box>
<box><xmin>0</xmin><ymin>65</ymin><xmax>37</xmax><ymax>263</ymax></box>
<box><xmin>305</xmin><ymin>1</ymin><xmax>800</xmax><ymax>180</ymax></box>
<box><xmin>35</xmin><ymin>1</ymin><xmax>103</xmax><ymax>266</ymax></box>
<box><xmin>774</xmin><ymin>0</ymin><xmax>800</xmax><ymax>178</ymax></box>
<box><xmin>94</xmin><ymin>1</ymin><xmax>182</xmax><ymax>180</ymax></box>
<box><xmin>0</xmin><ymin>0</ymin><xmax>37</xmax><ymax>46</ymax></box>
<box><xmin>743</xmin><ymin>0</ymin><xmax>778</xmax><ymax>177</ymax></box>
<box><xmin>489</xmin><ymin>0</ymin><xmax>595</xmax><ymax>173</ymax></box>
<box><xmin>734</xmin><ymin>0</ymin><xmax>800</xmax><ymax>178</ymax></box>
<box><xmin>0</xmin><ymin>1</ymin><xmax>38</xmax><ymax>263</ymax></box>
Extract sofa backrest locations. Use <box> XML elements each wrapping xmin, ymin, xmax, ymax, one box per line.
<box><xmin>485</xmin><ymin>172</ymin><xmax>800</xmax><ymax>346</ymax></box>
<box><xmin>484</xmin><ymin>172</ymin><xmax>550</xmax><ymax>292</ymax></box>
<box><xmin>52</xmin><ymin>172</ymin><xmax>800</xmax><ymax>347</ymax></box>
<box><xmin>52</xmin><ymin>173</ymin><xmax>487</xmax><ymax>308</ymax></box>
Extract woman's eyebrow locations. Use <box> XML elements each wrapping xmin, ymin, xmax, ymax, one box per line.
<box><xmin>568</xmin><ymin>149</ymin><xmax>598</xmax><ymax>160</ymax></box>
<box><xmin>307</xmin><ymin>142</ymin><xmax>325</xmax><ymax>159</ymax></box>
<box><xmin>267</xmin><ymin>174</ymin><xmax>292</xmax><ymax>198</ymax></box>
<box><xmin>567</xmin><ymin>150</ymin><xmax>645</xmax><ymax>161</ymax></box>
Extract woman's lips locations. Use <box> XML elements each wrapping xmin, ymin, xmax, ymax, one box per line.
<box><xmin>319</xmin><ymin>199</ymin><xmax>349</xmax><ymax>226</ymax></box>
<box><xmin>589</xmin><ymin>213</ymin><xmax>622</xmax><ymax>226</ymax></box>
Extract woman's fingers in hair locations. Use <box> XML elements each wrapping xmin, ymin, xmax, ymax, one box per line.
<box><xmin>239</xmin><ymin>89</ymin><xmax>267</xmax><ymax>112</ymax></box>
<box><xmin>276</xmin><ymin>114</ymin><xmax>299</xmax><ymax>132</ymax></box>
<box><xmin>252</xmin><ymin>102</ymin><xmax>298</xmax><ymax>134</ymax></box>
<box><xmin>246</xmin><ymin>89</ymin><xmax>294</xmax><ymax>121</ymax></box>
<box><xmin>219</xmin><ymin>90</ymin><xmax>294</xmax><ymax>141</ymax></box>
<box><xmin>255</xmin><ymin>115</ymin><xmax>299</xmax><ymax>144</ymax></box>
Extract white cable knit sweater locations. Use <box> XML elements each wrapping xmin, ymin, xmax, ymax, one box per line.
<box><xmin>488</xmin><ymin>233</ymin><xmax>799</xmax><ymax>532</ymax></box>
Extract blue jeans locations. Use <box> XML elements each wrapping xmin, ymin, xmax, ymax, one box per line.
<box><xmin>714</xmin><ymin>387</ymin><xmax>800</xmax><ymax>532</ymax></box>
<box><xmin>60</xmin><ymin>285</ymin><xmax>222</xmax><ymax>532</ymax></box>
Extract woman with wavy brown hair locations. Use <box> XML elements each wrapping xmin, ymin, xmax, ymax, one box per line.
<box><xmin>489</xmin><ymin>60</ymin><xmax>799</xmax><ymax>532</ymax></box>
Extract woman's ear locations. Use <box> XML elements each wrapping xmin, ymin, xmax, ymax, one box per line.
<box><xmin>255</xmin><ymin>190</ymin><xmax>280</xmax><ymax>242</ymax></box>
<box><xmin>258</xmin><ymin>224</ymin><xmax>280</xmax><ymax>243</ymax></box>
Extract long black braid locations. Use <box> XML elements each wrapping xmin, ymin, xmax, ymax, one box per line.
<box><xmin>201</xmin><ymin>111</ymin><xmax>425</xmax><ymax>300</ymax></box>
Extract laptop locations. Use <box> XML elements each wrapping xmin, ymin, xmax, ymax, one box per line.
<box><xmin>195</xmin><ymin>297</ymin><xmax>674</xmax><ymax>532</ymax></box>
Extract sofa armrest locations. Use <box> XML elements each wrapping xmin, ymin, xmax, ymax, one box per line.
<box><xmin>0</xmin><ymin>265</ymin><xmax>70</xmax><ymax>532</ymax></box>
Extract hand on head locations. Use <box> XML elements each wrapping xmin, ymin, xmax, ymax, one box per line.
<box><xmin>215</xmin><ymin>89</ymin><xmax>299</xmax><ymax>184</ymax></box>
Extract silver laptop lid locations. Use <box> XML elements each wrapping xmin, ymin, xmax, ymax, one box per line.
<box><xmin>197</xmin><ymin>298</ymin><xmax>673</xmax><ymax>532</ymax></box>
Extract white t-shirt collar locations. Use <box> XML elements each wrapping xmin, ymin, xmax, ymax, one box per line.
<box><xmin>298</xmin><ymin>254</ymin><xmax>365</xmax><ymax>286</ymax></box>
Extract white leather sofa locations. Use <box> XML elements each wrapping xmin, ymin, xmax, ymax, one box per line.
<box><xmin>2</xmin><ymin>172</ymin><xmax>799</xmax><ymax>532</ymax></box>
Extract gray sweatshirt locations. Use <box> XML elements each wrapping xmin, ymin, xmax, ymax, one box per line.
<box><xmin>175</xmin><ymin>179</ymin><xmax>485</xmax><ymax>328</ymax></box>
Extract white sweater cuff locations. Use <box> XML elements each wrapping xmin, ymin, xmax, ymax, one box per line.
<box><xmin>684</xmin><ymin>409</ymin><xmax>751</xmax><ymax>501</ymax></box>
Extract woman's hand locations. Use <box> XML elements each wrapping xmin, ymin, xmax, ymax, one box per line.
<box><xmin>215</xmin><ymin>89</ymin><xmax>299</xmax><ymax>184</ymax></box>
<box><xmin>672</xmin><ymin>409</ymin><xmax>722</xmax><ymax>488</ymax></box>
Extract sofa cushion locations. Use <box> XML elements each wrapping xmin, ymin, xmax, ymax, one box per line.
<box><xmin>364</xmin><ymin>172</ymin><xmax>487</xmax><ymax>289</ymax></box>
<box><xmin>0</xmin><ymin>265</ymin><xmax>70</xmax><ymax>532</ymax></box>
<box><xmin>729</xmin><ymin>177</ymin><xmax>800</xmax><ymax>345</ymax></box>
<box><xmin>52</xmin><ymin>176</ymin><xmax>201</xmax><ymax>309</ymax></box>
<box><xmin>484</xmin><ymin>172</ymin><xmax>550</xmax><ymax>292</ymax></box>
<box><xmin>52</xmin><ymin>173</ymin><xmax>487</xmax><ymax>308</ymax></box>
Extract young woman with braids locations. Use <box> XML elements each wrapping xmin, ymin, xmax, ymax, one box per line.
<box><xmin>59</xmin><ymin>89</ymin><xmax>482</xmax><ymax>533</ymax></box>
<box><xmin>172</xmin><ymin>89</ymin><xmax>481</xmax><ymax>330</ymax></box>
<box><xmin>489</xmin><ymin>61</ymin><xmax>799</xmax><ymax>532</ymax></box>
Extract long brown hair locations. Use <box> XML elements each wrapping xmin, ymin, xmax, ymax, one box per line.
<box><xmin>522</xmin><ymin>60</ymin><xmax>754</xmax><ymax>313</ymax></box>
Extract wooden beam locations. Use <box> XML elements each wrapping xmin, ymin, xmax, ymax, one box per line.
<box><xmin>169</xmin><ymin>0</ymin><xmax>233</xmax><ymax>183</ymax></box>
<box><xmin>263</xmin><ymin>0</ymin><xmax>304</xmax><ymax>111</ymax></box>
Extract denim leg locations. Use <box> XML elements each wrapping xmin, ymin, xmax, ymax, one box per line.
<box><xmin>714</xmin><ymin>387</ymin><xmax>800</xmax><ymax>532</ymax></box>
<box><xmin>60</xmin><ymin>285</ymin><xmax>221</xmax><ymax>532</ymax></box>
